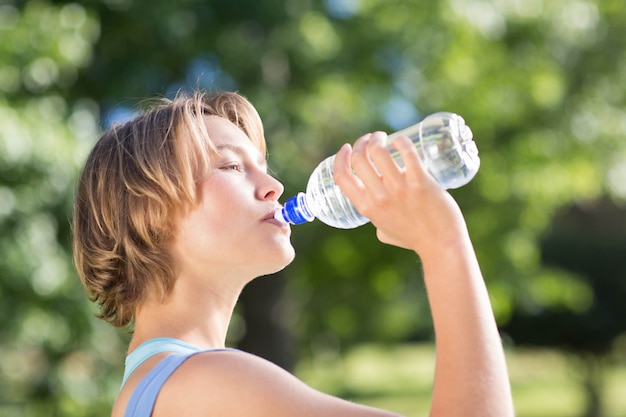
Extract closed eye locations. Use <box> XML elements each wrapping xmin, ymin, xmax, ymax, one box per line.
<box><xmin>221</xmin><ymin>163</ymin><xmax>244</xmax><ymax>172</ymax></box>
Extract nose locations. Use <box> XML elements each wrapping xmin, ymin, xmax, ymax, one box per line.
<box><xmin>258</xmin><ymin>171</ymin><xmax>284</xmax><ymax>201</ymax></box>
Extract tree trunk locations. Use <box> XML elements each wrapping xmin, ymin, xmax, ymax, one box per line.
<box><xmin>577</xmin><ymin>354</ymin><xmax>607</xmax><ymax>417</ymax></box>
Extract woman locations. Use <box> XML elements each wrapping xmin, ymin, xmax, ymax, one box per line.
<box><xmin>72</xmin><ymin>90</ymin><xmax>514</xmax><ymax>417</ymax></box>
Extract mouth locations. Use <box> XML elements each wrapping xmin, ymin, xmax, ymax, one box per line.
<box><xmin>263</xmin><ymin>209</ymin><xmax>278</xmax><ymax>221</ymax></box>
<box><xmin>263</xmin><ymin>208</ymin><xmax>289</xmax><ymax>227</ymax></box>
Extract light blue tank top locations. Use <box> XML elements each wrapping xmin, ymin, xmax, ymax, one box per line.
<box><xmin>122</xmin><ymin>338</ymin><xmax>237</xmax><ymax>417</ymax></box>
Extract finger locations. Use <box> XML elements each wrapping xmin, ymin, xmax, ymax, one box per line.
<box><xmin>333</xmin><ymin>143</ymin><xmax>365</xmax><ymax>195</ymax></box>
<box><xmin>349</xmin><ymin>132</ymin><xmax>373</xmax><ymax>172</ymax></box>
<box><xmin>391</xmin><ymin>135</ymin><xmax>436</xmax><ymax>186</ymax></box>
<box><xmin>367</xmin><ymin>132</ymin><xmax>403</xmax><ymax>180</ymax></box>
<box><xmin>351</xmin><ymin>131</ymin><xmax>386</xmax><ymax>189</ymax></box>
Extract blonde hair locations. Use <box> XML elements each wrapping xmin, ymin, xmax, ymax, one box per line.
<box><xmin>72</xmin><ymin>90</ymin><xmax>266</xmax><ymax>328</ymax></box>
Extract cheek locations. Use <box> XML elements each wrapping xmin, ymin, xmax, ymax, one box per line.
<box><xmin>185</xmin><ymin>178</ymin><xmax>256</xmax><ymax>246</ymax></box>
<box><xmin>181</xmin><ymin>198</ymin><xmax>247</xmax><ymax>249</ymax></box>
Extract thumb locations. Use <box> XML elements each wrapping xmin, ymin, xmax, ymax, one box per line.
<box><xmin>375</xmin><ymin>229</ymin><xmax>412</xmax><ymax>250</ymax></box>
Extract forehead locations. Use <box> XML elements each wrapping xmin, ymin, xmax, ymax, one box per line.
<box><xmin>203</xmin><ymin>115</ymin><xmax>247</xmax><ymax>143</ymax></box>
<box><xmin>203</xmin><ymin>115</ymin><xmax>265</xmax><ymax>159</ymax></box>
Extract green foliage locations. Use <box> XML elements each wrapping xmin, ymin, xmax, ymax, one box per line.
<box><xmin>2</xmin><ymin>0</ymin><xmax>626</xmax><ymax>414</ymax></box>
<box><xmin>0</xmin><ymin>2</ymin><xmax>127</xmax><ymax>415</ymax></box>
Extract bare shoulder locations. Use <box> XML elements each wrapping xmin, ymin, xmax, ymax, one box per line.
<box><xmin>153</xmin><ymin>350</ymin><xmax>402</xmax><ymax>417</ymax></box>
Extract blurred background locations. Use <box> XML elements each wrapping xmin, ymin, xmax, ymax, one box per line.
<box><xmin>1</xmin><ymin>0</ymin><xmax>625</xmax><ymax>416</ymax></box>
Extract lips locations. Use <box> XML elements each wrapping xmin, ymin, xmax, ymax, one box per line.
<box><xmin>261</xmin><ymin>207</ymin><xmax>289</xmax><ymax>231</ymax></box>
<box><xmin>263</xmin><ymin>209</ymin><xmax>279</xmax><ymax>221</ymax></box>
<box><xmin>263</xmin><ymin>207</ymin><xmax>285</xmax><ymax>223</ymax></box>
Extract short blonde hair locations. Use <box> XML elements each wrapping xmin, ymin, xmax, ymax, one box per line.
<box><xmin>72</xmin><ymin>90</ymin><xmax>266</xmax><ymax>328</ymax></box>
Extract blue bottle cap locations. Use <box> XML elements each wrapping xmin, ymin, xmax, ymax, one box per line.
<box><xmin>278</xmin><ymin>193</ymin><xmax>314</xmax><ymax>225</ymax></box>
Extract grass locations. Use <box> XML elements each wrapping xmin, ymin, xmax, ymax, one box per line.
<box><xmin>295</xmin><ymin>343</ymin><xmax>626</xmax><ymax>417</ymax></box>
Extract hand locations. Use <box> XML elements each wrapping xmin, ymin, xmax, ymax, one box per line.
<box><xmin>333</xmin><ymin>131</ymin><xmax>469</xmax><ymax>255</ymax></box>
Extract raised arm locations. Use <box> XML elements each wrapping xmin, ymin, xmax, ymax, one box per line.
<box><xmin>333</xmin><ymin>132</ymin><xmax>515</xmax><ymax>417</ymax></box>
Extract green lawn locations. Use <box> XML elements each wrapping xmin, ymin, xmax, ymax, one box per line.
<box><xmin>295</xmin><ymin>343</ymin><xmax>626</xmax><ymax>417</ymax></box>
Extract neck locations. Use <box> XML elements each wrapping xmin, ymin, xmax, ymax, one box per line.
<box><xmin>129</xmin><ymin>274</ymin><xmax>245</xmax><ymax>352</ymax></box>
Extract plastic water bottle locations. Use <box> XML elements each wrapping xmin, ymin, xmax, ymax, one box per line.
<box><xmin>275</xmin><ymin>112</ymin><xmax>480</xmax><ymax>229</ymax></box>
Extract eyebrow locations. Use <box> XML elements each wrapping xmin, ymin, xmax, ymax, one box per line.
<box><xmin>216</xmin><ymin>144</ymin><xmax>267</xmax><ymax>168</ymax></box>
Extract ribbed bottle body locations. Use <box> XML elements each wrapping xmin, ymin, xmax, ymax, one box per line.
<box><xmin>276</xmin><ymin>112</ymin><xmax>480</xmax><ymax>229</ymax></box>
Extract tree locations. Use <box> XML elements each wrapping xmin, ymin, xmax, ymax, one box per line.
<box><xmin>504</xmin><ymin>197</ymin><xmax>626</xmax><ymax>417</ymax></box>
<box><xmin>0</xmin><ymin>2</ymin><xmax>127</xmax><ymax>416</ymax></box>
<box><xmin>3</xmin><ymin>0</ymin><xmax>626</xmax><ymax>414</ymax></box>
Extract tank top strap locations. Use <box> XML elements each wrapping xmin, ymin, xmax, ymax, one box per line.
<box><xmin>124</xmin><ymin>352</ymin><xmax>197</xmax><ymax>417</ymax></box>
<box><xmin>122</xmin><ymin>337</ymin><xmax>201</xmax><ymax>387</ymax></box>
<box><xmin>122</xmin><ymin>338</ymin><xmax>238</xmax><ymax>417</ymax></box>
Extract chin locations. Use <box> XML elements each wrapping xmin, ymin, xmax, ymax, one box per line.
<box><xmin>263</xmin><ymin>247</ymin><xmax>296</xmax><ymax>276</ymax></box>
